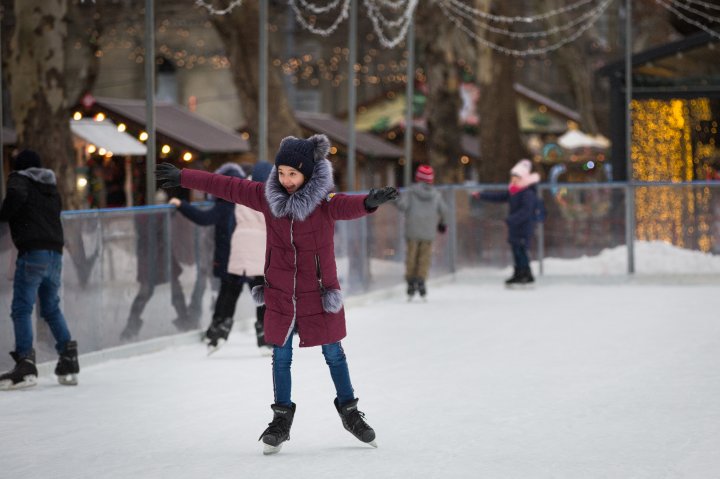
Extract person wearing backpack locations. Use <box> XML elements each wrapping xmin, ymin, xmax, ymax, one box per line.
<box><xmin>473</xmin><ymin>159</ymin><xmax>541</xmax><ymax>287</ymax></box>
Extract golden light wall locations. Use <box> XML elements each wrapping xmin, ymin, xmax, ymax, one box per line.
<box><xmin>631</xmin><ymin>98</ymin><xmax>714</xmax><ymax>251</ymax></box>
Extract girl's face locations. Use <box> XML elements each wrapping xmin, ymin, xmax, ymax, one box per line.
<box><xmin>278</xmin><ymin>165</ymin><xmax>306</xmax><ymax>194</ymax></box>
<box><xmin>510</xmin><ymin>175</ymin><xmax>521</xmax><ymax>186</ymax></box>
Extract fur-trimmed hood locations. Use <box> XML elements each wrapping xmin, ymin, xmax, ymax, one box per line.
<box><xmin>16</xmin><ymin>167</ymin><xmax>57</xmax><ymax>185</ymax></box>
<box><xmin>264</xmin><ymin>136</ymin><xmax>335</xmax><ymax>221</ymax></box>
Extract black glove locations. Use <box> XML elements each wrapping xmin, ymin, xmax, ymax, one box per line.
<box><xmin>364</xmin><ymin>186</ymin><xmax>399</xmax><ymax>209</ymax></box>
<box><xmin>155</xmin><ymin>162</ymin><xmax>181</xmax><ymax>189</ymax></box>
<box><xmin>437</xmin><ymin>223</ymin><xmax>447</xmax><ymax>234</ymax></box>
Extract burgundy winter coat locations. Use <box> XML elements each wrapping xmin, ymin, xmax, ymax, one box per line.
<box><xmin>181</xmin><ymin>158</ymin><xmax>373</xmax><ymax>348</ymax></box>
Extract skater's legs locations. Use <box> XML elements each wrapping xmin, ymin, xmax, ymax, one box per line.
<box><xmin>272</xmin><ymin>333</ymin><xmax>294</xmax><ymax>407</ymax></box>
<box><xmin>415</xmin><ymin>240</ymin><xmax>433</xmax><ymax>282</ymax></box>
<box><xmin>321</xmin><ymin>341</ymin><xmax>355</xmax><ymax>406</ymax></box>
<box><xmin>213</xmin><ymin>274</ymin><xmax>244</xmax><ymax>318</ymax></box>
<box><xmin>511</xmin><ymin>243</ymin><xmax>529</xmax><ymax>270</ymax></box>
<box><xmin>36</xmin><ymin>251</ymin><xmax>72</xmax><ymax>355</ymax></box>
<box><xmin>10</xmin><ymin>251</ymin><xmax>46</xmax><ymax>357</ymax></box>
<box><xmin>404</xmin><ymin>239</ymin><xmax>420</xmax><ymax>281</ymax></box>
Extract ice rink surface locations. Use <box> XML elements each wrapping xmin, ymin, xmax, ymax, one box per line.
<box><xmin>1</xmin><ymin>269</ymin><xmax>719</xmax><ymax>479</ymax></box>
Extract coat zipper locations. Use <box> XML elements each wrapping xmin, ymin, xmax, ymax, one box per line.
<box><xmin>283</xmin><ymin>218</ymin><xmax>298</xmax><ymax>346</ymax></box>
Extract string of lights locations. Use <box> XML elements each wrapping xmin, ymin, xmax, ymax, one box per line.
<box><xmin>439</xmin><ymin>0</ymin><xmax>613</xmax><ymax>57</ymax></box>
<box><xmin>684</xmin><ymin>0</ymin><xmax>720</xmax><ymax>11</ymax></box>
<box><xmin>445</xmin><ymin>0</ymin><xmax>597</xmax><ymax>24</ymax></box>
<box><xmin>298</xmin><ymin>0</ymin><xmax>344</xmax><ymax>14</ymax></box>
<box><xmin>363</xmin><ymin>0</ymin><xmax>418</xmax><ymax>48</ymax></box>
<box><xmin>441</xmin><ymin>0</ymin><xmax>610</xmax><ymax>39</ymax></box>
<box><xmin>195</xmin><ymin>0</ymin><xmax>244</xmax><ymax>16</ymax></box>
<box><xmin>667</xmin><ymin>0</ymin><xmax>720</xmax><ymax>22</ymax></box>
<box><xmin>289</xmin><ymin>0</ymin><xmax>351</xmax><ymax>36</ymax></box>
<box><xmin>655</xmin><ymin>0</ymin><xmax>720</xmax><ymax>40</ymax></box>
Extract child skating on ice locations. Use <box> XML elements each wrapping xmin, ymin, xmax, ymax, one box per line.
<box><xmin>155</xmin><ymin>134</ymin><xmax>398</xmax><ymax>454</ymax></box>
<box><xmin>473</xmin><ymin>159</ymin><xmax>541</xmax><ymax>287</ymax></box>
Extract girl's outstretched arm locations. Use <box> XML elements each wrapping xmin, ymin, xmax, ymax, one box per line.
<box><xmin>181</xmin><ymin>169</ymin><xmax>266</xmax><ymax>212</ymax></box>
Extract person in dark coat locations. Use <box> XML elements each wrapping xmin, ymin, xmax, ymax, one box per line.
<box><xmin>474</xmin><ymin>159</ymin><xmax>541</xmax><ymax>286</ymax></box>
<box><xmin>0</xmin><ymin>150</ymin><xmax>79</xmax><ymax>389</ymax></box>
<box><xmin>168</xmin><ymin>162</ymin><xmax>246</xmax><ymax>352</ymax></box>
<box><xmin>155</xmin><ymin>134</ymin><xmax>398</xmax><ymax>454</ymax></box>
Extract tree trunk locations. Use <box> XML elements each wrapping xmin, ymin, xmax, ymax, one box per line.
<box><xmin>476</xmin><ymin>1</ymin><xmax>528</xmax><ymax>183</ymax></box>
<box><xmin>209</xmin><ymin>3</ymin><xmax>301</xmax><ymax>159</ymax></box>
<box><xmin>415</xmin><ymin>3</ymin><xmax>473</xmax><ymax>184</ymax></box>
<box><xmin>9</xmin><ymin>0</ymin><xmax>79</xmax><ymax>209</ymax></box>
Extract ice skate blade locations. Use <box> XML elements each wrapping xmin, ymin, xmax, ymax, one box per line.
<box><xmin>207</xmin><ymin>339</ymin><xmax>226</xmax><ymax>356</ymax></box>
<box><xmin>0</xmin><ymin>376</ymin><xmax>38</xmax><ymax>390</ymax></box>
<box><xmin>57</xmin><ymin>374</ymin><xmax>78</xmax><ymax>386</ymax></box>
<box><xmin>263</xmin><ymin>443</ymin><xmax>283</xmax><ymax>455</ymax></box>
<box><xmin>505</xmin><ymin>283</ymin><xmax>535</xmax><ymax>290</ymax></box>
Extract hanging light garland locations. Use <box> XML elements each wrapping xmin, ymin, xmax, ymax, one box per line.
<box><xmin>445</xmin><ymin>0</ymin><xmax>597</xmax><ymax>24</ymax></box>
<box><xmin>363</xmin><ymin>0</ymin><xmax>418</xmax><ymax>48</ymax></box>
<box><xmin>195</xmin><ymin>0</ymin><xmax>244</xmax><ymax>15</ymax></box>
<box><xmin>655</xmin><ymin>0</ymin><xmax>720</xmax><ymax>40</ymax></box>
<box><xmin>438</xmin><ymin>0</ymin><xmax>614</xmax><ymax>57</ymax></box>
<box><xmin>442</xmin><ymin>0</ymin><xmax>611</xmax><ymax>39</ymax></box>
<box><xmin>289</xmin><ymin>0</ymin><xmax>351</xmax><ymax>36</ymax></box>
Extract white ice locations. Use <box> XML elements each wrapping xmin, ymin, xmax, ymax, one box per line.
<box><xmin>1</xmin><ymin>262</ymin><xmax>719</xmax><ymax>478</ymax></box>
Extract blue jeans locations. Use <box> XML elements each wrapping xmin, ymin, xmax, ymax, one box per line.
<box><xmin>272</xmin><ymin>332</ymin><xmax>355</xmax><ymax>407</ymax></box>
<box><xmin>11</xmin><ymin>250</ymin><xmax>71</xmax><ymax>357</ymax></box>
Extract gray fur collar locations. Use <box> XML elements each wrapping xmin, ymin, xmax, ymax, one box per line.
<box><xmin>17</xmin><ymin>167</ymin><xmax>57</xmax><ymax>185</ymax></box>
<box><xmin>265</xmin><ymin>158</ymin><xmax>334</xmax><ymax>221</ymax></box>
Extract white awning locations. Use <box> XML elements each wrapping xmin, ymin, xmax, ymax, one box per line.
<box><xmin>70</xmin><ymin>119</ymin><xmax>146</xmax><ymax>156</ymax></box>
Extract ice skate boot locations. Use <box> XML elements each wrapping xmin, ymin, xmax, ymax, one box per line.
<box><xmin>504</xmin><ymin>268</ymin><xmax>521</xmax><ymax>288</ymax></box>
<box><xmin>334</xmin><ymin>398</ymin><xmax>377</xmax><ymax>447</ymax></box>
<box><xmin>417</xmin><ymin>279</ymin><xmax>427</xmax><ymax>300</ymax></box>
<box><xmin>55</xmin><ymin>340</ymin><xmax>79</xmax><ymax>386</ymax></box>
<box><xmin>513</xmin><ymin>268</ymin><xmax>535</xmax><ymax>289</ymax></box>
<box><xmin>0</xmin><ymin>351</ymin><xmax>38</xmax><ymax>390</ymax></box>
<box><xmin>406</xmin><ymin>278</ymin><xmax>417</xmax><ymax>301</ymax></box>
<box><xmin>207</xmin><ymin>317</ymin><xmax>233</xmax><ymax>355</ymax></box>
<box><xmin>259</xmin><ymin>403</ymin><xmax>296</xmax><ymax>455</ymax></box>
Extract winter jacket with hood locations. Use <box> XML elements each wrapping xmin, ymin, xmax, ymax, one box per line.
<box><xmin>0</xmin><ymin>168</ymin><xmax>64</xmax><ymax>254</ymax></box>
<box><xmin>180</xmin><ymin>135</ymin><xmax>374</xmax><ymax>347</ymax></box>
<box><xmin>479</xmin><ymin>163</ymin><xmax>541</xmax><ymax>246</ymax></box>
<box><xmin>174</xmin><ymin>162</ymin><xmax>245</xmax><ymax>278</ymax></box>
<box><xmin>395</xmin><ymin>182</ymin><xmax>448</xmax><ymax>241</ymax></box>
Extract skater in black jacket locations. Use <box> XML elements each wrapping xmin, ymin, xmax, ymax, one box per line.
<box><xmin>473</xmin><ymin>159</ymin><xmax>541</xmax><ymax>287</ymax></box>
<box><xmin>0</xmin><ymin>150</ymin><xmax>79</xmax><ymax>389</ymax></box>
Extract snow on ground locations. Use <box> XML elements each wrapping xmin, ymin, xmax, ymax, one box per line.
<box><xmin>540</xmin><ymin>240</ymin><xmax>720</xmax><ymax>275</ymax></box>
<box><xmin>1</xmin><ymin>268</ymin><xmax>719</xmax><ymax>479</ymax></box>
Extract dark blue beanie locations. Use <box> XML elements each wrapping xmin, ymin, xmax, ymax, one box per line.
<box><xmin>13</xmin><ymin>149</ymin><xmax>42</xmax><ymax>171</ymax></box>
<box><xmin>274</xmin><ymin>136</ymin><xmax>320</xmax><ymax>180</ymax></box>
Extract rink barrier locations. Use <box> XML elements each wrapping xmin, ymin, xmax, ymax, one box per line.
<box><xmin>3</xmin><ymin>181</ymin><xmax>720</xmax><ymax>371</ymax></box>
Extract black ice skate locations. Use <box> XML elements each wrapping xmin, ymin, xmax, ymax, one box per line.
<box><xmin>206</xmin><ymin>317</ymin><xmax>234</xmax><ymax>355</ymax></box>
<box><xmin>334</xmin><ymin>398</ymin><xmax>377</xmax><ymax>448</ymax></box>
<box><xmin>417</xmin><ymin>279</ymin><xmax>427</xmax><ymax>299</ymax></box>
<box><xmin>506</xmin><ymin>268</ymin><xmax>535</xmax><ymax>289</ymax></box>
<box><xmin>259</xmin><ymin>403</ymin><xmax>296</xmax><ymax>455</ymax></box>
<box><xmin>0</xmin><ymin>351</ymin><xmax>38</xmax><ymax>390</ymax></box>
<box><xmin>55</xmin><ymin>340</ymin><xmax>79</xmax><ymax>386</ymax></box>
<box><xmin>406</xmin><ymin>278</ymin><xmax>417</xmax><ymax>301</ymax></box>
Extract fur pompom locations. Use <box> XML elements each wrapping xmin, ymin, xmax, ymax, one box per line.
<box><xmin>321</xmin><ymin>288</ymin><xmax>343</xmax><ymax>313</ymax></box>
<box><xmin>251</xmin><ymin>285</ymin><xmax>265</xmax><ymax>305</ymax></box>
<box><xmin>308</xmin><ymin>134</ymin><xmax>331</xmax><ymax>162</ymax></box>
